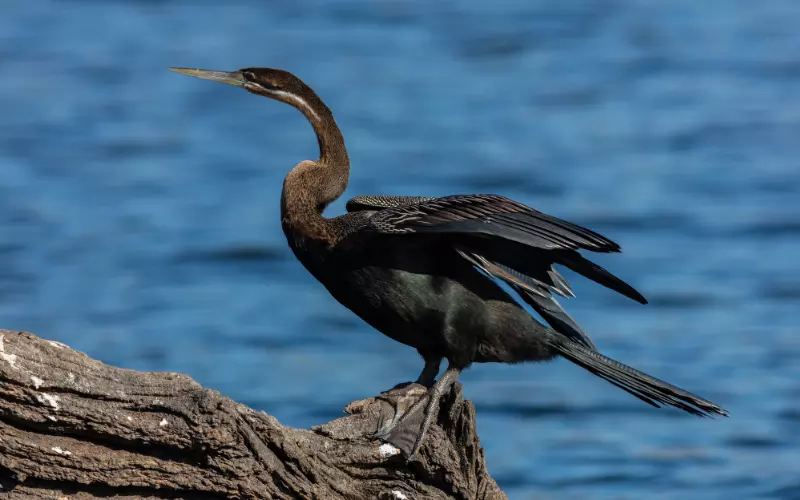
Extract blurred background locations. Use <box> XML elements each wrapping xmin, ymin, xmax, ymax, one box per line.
<box><xmin>1</xmin><ymin>1</ymin><xmax>799</xmax><ymax>498</ymax></box>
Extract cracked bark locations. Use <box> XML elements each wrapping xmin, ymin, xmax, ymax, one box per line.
<box><xmin>0</xmin><ymin>330</ymin><xmax>506</xmax><ymax>499</ymax></box>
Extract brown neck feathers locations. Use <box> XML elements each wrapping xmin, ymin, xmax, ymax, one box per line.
<box><xmin>276</xmin><ymin>84</ymin><xmax>350</xmax><ymax>245</ymax></box>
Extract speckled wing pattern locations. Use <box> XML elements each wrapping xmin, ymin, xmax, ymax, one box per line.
<box><xmin>345</xmin><ymin>195</ymin><xmax>436</xmax><ymax>212</ymax></box>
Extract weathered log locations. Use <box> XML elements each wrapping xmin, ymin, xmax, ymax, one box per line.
<box><xmin>0</xmin><ymin>330</ymin><xmax>506</xmax><ymax>499</ymax></box>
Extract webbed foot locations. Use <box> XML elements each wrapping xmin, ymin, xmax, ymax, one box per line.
<box><xmin>373</xmin><ymin>382</ymin><xmax>428</xmax><ymax>447</ymax></box>
<box><xmin>374</xmin><ymin>366</ymin><xmax>461</xmax><ymax>459</ymax></box>
<box><xmin>375</xmin><ymin>391</ymin><xmax>435</xmax><ymax>458</ymax></box>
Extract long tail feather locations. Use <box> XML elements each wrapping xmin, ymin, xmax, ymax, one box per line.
<box><xmin>552</xmin><ymin>339</ymin><xmax>727</xmax><ymax>417</ymax></box>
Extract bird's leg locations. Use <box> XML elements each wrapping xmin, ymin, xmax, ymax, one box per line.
<box><xmin>374</xmin><ymin>357</ymin><xmax>441</xmax><ymax>438</ymax></box>
<box><xmin>378</xmin><ymin>365</ymin><xmax>461</xmax><ymax>459</ymax></box>
<box><xmin>415</xmin><ymin>357</ymin><xmax>441</xmax><ymax>388</ymax></box>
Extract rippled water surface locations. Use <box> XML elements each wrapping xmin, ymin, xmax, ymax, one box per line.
<box><xmin>2</xmin><ymin>1</ymin><xmax>799</xmax><ymax>498</ymax></box>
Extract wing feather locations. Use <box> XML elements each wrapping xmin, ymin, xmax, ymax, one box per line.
<box><xmin>456</xmin><ymin>248</ymin><xmax>597</xmax><ymax>350</ymax></box>
<box><xmin>347</xmin><ymin>193</ymin><xmax>646</xmax><ymax>304</ymax></box>
<box><xmin>345</xmin><ymin>195</ymin><xmax>435</xmax><ymax>212</ymax></box>
<box><xmin>367</xmin><ymin>194</ymin><xmax>620</xmax><ymax>253</ymax></box>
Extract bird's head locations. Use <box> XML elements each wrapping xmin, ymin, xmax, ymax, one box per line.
<box><xmin>169</xmin><ymin>66</ymin><xmax>326</xmax><ymax>122</ymax></box>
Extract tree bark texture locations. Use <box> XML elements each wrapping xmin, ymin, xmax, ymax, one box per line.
<box><xmin>0</xmin><ymin>330</ymin><xmax>506</xmax><ymax>499</ymax></box>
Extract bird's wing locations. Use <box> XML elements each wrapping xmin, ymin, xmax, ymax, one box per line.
<box><xmin>363</xmin><ymin>194</ymin><xmax>647</xmax><ymax>304</ymax></box>
<box><xmin>345</xmin><ymin>195</ymin><xmax>436</xmax><ymax>212</ymax></box>
<box><xmin>366</xmin><ymin>194</ymin><xmax>619</xmax><ymax>252</ymax></box>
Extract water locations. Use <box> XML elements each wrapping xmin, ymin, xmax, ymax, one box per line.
<box><xmin>1</xmin><ymin>1</ymin><xmax>799</xmax><ymax>498</ymax></box>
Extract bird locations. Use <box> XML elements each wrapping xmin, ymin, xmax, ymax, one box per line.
<box><xmin>169</xmin><ymin>66</ymin><xmax>728</xmax><ymax>458</ymax></box>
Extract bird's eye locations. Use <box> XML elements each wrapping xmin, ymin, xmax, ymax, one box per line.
<box><xmin>243</xmin><ymin>71</ymin><xmax>257</xmax><ymax>81</ymax></box>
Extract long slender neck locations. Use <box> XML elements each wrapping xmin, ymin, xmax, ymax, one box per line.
<box><xmin>310</xmin><ymin>101</ymin><xmax>349</xmax><ymax>171</ymax></box>
<box><xmin>278</xmin><ymin>88</ymin><xmax>350</xmax><ymax>246</ymax></box>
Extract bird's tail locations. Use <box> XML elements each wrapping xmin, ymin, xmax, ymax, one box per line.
<box><xmin>552</xmin><ymin>339</ymin><xmax>728</xmax><ymax>417</ymax></box>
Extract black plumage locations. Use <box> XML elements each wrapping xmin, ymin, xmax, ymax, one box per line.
<box><xmin>170</xmin><ymin>66</ymin><xmax>728</xmax><ymax>459</ymax></box>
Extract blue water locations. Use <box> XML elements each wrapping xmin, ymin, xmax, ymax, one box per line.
<box><xmin>2</xmin><ymin>1</ymin><xmax>799</xmax><ymax>498</ymax></box>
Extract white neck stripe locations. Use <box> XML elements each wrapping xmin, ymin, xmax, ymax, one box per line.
<box><xmin>268</xmin><ymin>89</ymin><xmax>320</xmax><ymax>122</ymax></box>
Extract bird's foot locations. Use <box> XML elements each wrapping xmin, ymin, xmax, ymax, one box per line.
<box><xmin>373</xmin><ymin>384</ymin><xmax>439</xmax><ymax>459</ymax></box>
<box><xmin>373</xmin><ymin>382</ymin><xmax>428</xmax><ymax>441</ymax></box>
<box><xmin>373</xmin><ymin>366</ymin><xmax>459</xmax><ymax>459</ymax></box>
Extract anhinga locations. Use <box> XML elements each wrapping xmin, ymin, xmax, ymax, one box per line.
<box><xmin>169</xmin><ymin>66</ymin><xmax>728</xmax><ymax>458</ymax></box>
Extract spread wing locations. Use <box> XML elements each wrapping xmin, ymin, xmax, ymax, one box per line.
<box><xmin>353</xmin><ymin>194</ymin><xmax>647</xmax><ymax>350</ymax></box>
<box><xmin>365</xmin><ymin>194</ymin><xmax>620</xmax><ymax>252</ymax></box>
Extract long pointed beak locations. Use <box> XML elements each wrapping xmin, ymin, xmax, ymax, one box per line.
<box><xmin>168</xmin><ymin>67</ymin><xmax>246</xmax><ymax>87</ymax></box>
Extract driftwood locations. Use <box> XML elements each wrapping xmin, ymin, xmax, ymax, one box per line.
<box><xmin>0</xmin><ymin>330</ymin><xmax>505</xmax><ymax>499</ymax></box>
